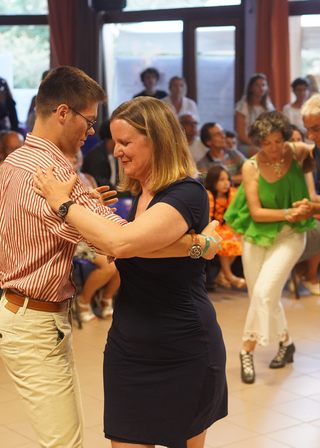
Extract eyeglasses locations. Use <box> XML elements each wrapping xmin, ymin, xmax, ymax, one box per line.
<box><xmin>69</xmin><ymin>106</ymin><xmax>96</xmax><ymax>130</ymax></box>
<box><xmin>52</xmin><ymin>106</ymin><xmax>96</xmax><ymax>131</ymax></box>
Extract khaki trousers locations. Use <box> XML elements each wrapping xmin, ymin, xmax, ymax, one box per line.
<box><xmin>0</xmin><ymin>294</ymin><xmax>84</xmax><ymax>447</ymax></box>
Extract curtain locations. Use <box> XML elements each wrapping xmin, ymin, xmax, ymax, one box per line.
<box><xmin>256</xmin><ymin>0</ymin><xmax>290</xmax><ymax>110</ymax></box>
<box><xmin>48</xmin><ymin>0</ymin><xmax>77</xmax><ymax>67</ymax></box>
<box><xmin>48</xmin><ymin>0</ymin><xmax>101</xmax><ymax>84</ymax></box>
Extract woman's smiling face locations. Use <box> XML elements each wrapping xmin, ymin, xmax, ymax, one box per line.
<box><xmin>111</xmin><ymin>119</ymin><xmax>153</xmax><ymax>184</ymax></box>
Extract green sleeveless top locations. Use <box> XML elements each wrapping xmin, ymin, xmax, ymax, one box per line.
<box><xmin>224</xmin><ymin>158</ymin><xmax>315</xmax><ymax>246</ymax></box>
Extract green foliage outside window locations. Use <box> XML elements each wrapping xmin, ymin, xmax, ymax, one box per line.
<box><xmin>0</xmin><ymin>0</ymin><xmax>48</xmax><ymax>14</ymax></box>
<box><xmin>0</xmin><ymin>25</ymin><xmax>49</xmax><ymax>88</ymax></box>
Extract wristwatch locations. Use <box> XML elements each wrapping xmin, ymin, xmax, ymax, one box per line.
<box><xmin>57</xmin><ymin>200</ymin><xmax>75</xmax><ymax>219</ymax></box>
<box><xmin>188</xmin><ymin>233</ymin><xmax>203</xmax><ymax>259</ymax></box>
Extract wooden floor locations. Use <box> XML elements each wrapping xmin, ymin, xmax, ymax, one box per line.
<box><xmin>1</xmin><ymin>286</ymin><xmax>320</xmax><ymax>448</ymax></box>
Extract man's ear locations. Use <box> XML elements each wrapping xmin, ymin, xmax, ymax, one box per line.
<box><xmin>54</xmin><ymin>104</ymin><xmax>69</xmax><ymax>124</ymax></box>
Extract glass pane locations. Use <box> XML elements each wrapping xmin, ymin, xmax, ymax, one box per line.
<box><xmin>0</xmin><ymin>0</ymin><xmax>48</xmax><ymax>14</ymax></box>
<box><xmin>0</xmin><ymin>25</ymin><xmax>50</xmax><ymax>127</ymax></box>
<box><xmin>196</xmin><ymin>26</ymin><xmax>235</xmax><ymax>130</ymax></box>
<box><xmin>125</xmin><ymin>0</ymin><xmax>240</xmax><ymax>11</ymax></box>
<box><xmin>289</xmin><ymin>15</ymin><xmax>320</xmax><ymax>94</ymax></box>
<box><xmin>103</xmin><ymin>21</ymin><xmax>183</xmax><ymax>114</ymax></box>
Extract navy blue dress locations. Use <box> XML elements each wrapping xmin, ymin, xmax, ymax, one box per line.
<box><xmin>104</xmin><ymin>178</ymin><xmax>227</xmax><ymax>448</ymax></box>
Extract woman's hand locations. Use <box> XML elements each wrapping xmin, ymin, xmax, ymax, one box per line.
<box><xmin>287</xmin><ymin>200</ymin><xmax>314</xmax><ymax>221</ymax></box>
<box><xmin>292</xmin><ymin>198</ymin><xmax>315</xmax><ymax>217</ymax></box>
<box><xmin>89</xmin><ymin>185</ymin><xmax>119</xmax><ymax>208</ymax></box>
<box><xmin>200</xmin><ymin>220</ymin><xmax>222</xmax><ymax>260</ymax></box>
<box><xmin>33</xmin><ymin>166</ymin><xmax>77</xmax><ymax>212</ymax></box>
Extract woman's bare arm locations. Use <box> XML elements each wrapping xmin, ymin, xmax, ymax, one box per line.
<box><xmin>235</xmin><ymin>111</ymin><xmax>251</xmax><ymax>145</ymax></box>
<box><xmin>34</xmin><ymin>167</ymin><xmax>222</xmax><ymax>259</ymax></box>
<box><xmin>242</xmin><ymin>160</ymin><xmax>309</xmax><ymax>223</ymax></box>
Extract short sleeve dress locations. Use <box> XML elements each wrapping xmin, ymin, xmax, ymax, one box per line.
<box><xmin>103</xmin><ymin>177</ymin><xmax>228</xmax><ymax>448</ymax></box>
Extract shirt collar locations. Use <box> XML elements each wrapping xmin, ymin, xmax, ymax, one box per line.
<box><xmin>24</xmin><ymin>133</ymin><xmax>73</xmax><ymax>169</ymax></box>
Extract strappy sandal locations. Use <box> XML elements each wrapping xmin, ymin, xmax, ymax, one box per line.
<box><xmin>100</xmin><ymin>298</ymin><xmax>114</xmax><ymax>318</ymax></box>
<box><xmin>78</xmin><ymin>300</ymin><xmax>96</xmax><ymax>322</ymax></box>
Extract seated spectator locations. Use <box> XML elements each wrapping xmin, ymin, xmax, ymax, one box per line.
<box><xmin>225</xmin><ymin>130</ymin><xmax>237</xmax><ymax>150</ymax></box>
<box><xmin>0</xmin><ymin>77</ymin><xmax>19</xmax><ymax>131</ymax></box>
<box><xmin>197</xmin><ymin>122</ymin><xmax>246</xmax><ymax>185</ymax></box>
<box><xmin>133</xmin><ymin>67</ymin><xmax>167</xmax><ymax>99</ymax></box>
<box><xmin>205</xmin><ymin>165</ymin><xmax>246</xmax><ymax>289</ymax></box>
<box><xmin>67</xmin><ymin>149</ymin><xmax>119</xmax><ymax>321</ymax></box>
<box><xmin>162</xmin><ymin>76</ymin><xmax>199</xmax><ymax>120</ymax></box>
<box><xmin>235</xmin><ymin>73</ymin><xmax>275</xmax><ymax>156</ymax></box>
<box><xmin>0</xmin><ymin>130</ymin><xmax>24</xmax><ymax>163</ymax></box>
<box><xmin>82</xmin><ymin>119</ymin><xmax>118</xmax><ymax>188</ymax></box>
<box><xmin>74</xmin><ymin>243</ymin><xmax>120</xmax><ymax>321</ymax></box>
<box><xmin>26</xmin><ymin>70</ymin><xmax>50</xmax><ymax>132</ymax></box>
<box><xmin>179</xmin><ymin>113</ymin><xmax>207</xmax><ymax>163</ymax></box>
<box><xmin>283</xmin><ymin>77</ymin><xmax>310</xmax><ymax>135</ymax></box>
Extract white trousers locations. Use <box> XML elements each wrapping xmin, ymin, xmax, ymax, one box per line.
<box><xmin>242</xmin><ymin>226</ymin><xmax>306</xmax><ymax>346</ymax></box>
<box><xmin>0</xmin><ymin>294</ymin><xmax>84</xmax><ymax>447</ymax></box>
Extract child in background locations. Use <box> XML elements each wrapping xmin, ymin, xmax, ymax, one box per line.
<box><xmin>205</xmin><ymin>164</ymin><xmax>246</xmax><ymax>289</ymax></box>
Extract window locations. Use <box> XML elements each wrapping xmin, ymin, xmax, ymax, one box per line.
<box><xmin>289</xmin><ymin>14</ymin><xmax>320</xmax><ymax>93</ymax></box>
<box><xmin>0</xmin><ymin>0</ymin><xmax>48</xmax><ymax>14</ymax></box>
<box><xmin>0</xmin><ymin>25</ymin><xmax>50</xmax><ymax>126</ymax></box>
<box><xmin>196</xmin><ymin>26</ymin><xmax>235</xmax><ymax>129</ymax></box>
<box><xmin>103</xmin><ymin>21</ymin><xmax>182</xmax><ymax>114</ymax></box>
<box><xmin>125</xmin><ymin>0</ymin><xmax>241</xmax><ymax>11</ymax></box>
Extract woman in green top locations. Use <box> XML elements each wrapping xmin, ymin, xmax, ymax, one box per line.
<box><xmin>225</xmin><ymin>111</ymin><xmax>315</xmax><ymax>384</ymax></box>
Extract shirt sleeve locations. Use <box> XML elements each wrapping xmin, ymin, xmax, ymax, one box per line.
<box><xmin>43</xmin><ymin>168</ymin><xmax>127</xmax><ymax>244</ymax></box>
<box><xmin>156</xmin><ymin>179</ymin><xmax>209</xmax><ymax>233</ymax></box>
<box><xmin>227</xmin><ymin>148</ymin><xmax>246</xmax><ymax>168</ymax></box>
<box><xmin>235</xmin><ymin>97</ymin><xmax>248</xmax><ymax>116</ymax></box>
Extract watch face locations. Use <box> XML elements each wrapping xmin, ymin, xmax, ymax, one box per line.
<box><xmin>189</xmin><ymin>244</ymin><xmax>203</xmax><ymax>259</ymax></box>
<box><xmin>57</xmin><ymin>200</ymin><xmax>74</xmax><ymax>218</ymax></box>
<box><xmin>58</xmin><ymin>204</ymin><xmax>68</xmax><ymax>218</ymax></box>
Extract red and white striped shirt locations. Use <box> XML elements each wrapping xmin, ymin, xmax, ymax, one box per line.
<box><xmin>0</xmin><ymin>134</ymin><xmax>126</xmax><ymax>302</ymax></box>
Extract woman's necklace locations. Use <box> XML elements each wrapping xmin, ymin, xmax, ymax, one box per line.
<box><xmin>259</xmin><ymin>155</ymin><xmax>285</xmax><ymax>178</ymax></box>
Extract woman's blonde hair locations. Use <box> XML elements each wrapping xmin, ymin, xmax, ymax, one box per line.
<box><xmin>110</xmin><ymin>96</ymin><xmax>197</xmax><ymax>195</ymax></box>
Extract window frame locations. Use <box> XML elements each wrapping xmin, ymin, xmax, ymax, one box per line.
<box><xmin>101</xmin><ymin>4</ymin><xmax>244</xmax><ymax>103</ymax></box>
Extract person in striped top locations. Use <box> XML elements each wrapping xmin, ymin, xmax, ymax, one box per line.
<box><xmin>0</xmin><ymin>67</ymin><xmax>221</xmax><ymax>448</ymax></box>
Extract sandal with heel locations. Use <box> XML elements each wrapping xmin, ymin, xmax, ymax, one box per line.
<box><xmin>229</xmin><ymin>276</ymin><xmax>247</xmax><ymax>289</ymax></box>
<box><xmin>216</xmin><ymin>272</ymin><xmax>232</xmax><ymax>289</ymax></box>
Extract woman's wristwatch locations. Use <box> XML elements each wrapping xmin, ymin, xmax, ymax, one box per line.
<box><xmin>188</xmin><ymin>233</ymin><xmax>203</xmax><ymax>259</ymax></box>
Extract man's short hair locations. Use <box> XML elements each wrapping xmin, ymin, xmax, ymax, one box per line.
<box><xmin>35</xmin><ymin>66</ymin><xmax>106</xmax><ymax>117</ymax></box>
<box><xmin>291</xmin><ymin>77</ymin><xmax>310</xmax><ymax>91</ymax></box>
<box><xmin>225</xmin><ymin>130</ymin><xmax>236</xmax><ymax>139</ymax></box>
<box><xmin>200</xmin><ymin>122</ymin><xmax>217</xmax><ymax>147</ymax></box>
<box><xmin>140</xmin><ymin>67</ymin><xmax>160</xmax><ymax>83</ymax></box>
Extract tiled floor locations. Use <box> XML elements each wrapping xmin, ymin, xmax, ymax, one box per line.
<box><xmin>1</xmin><ymin>287</ymin><xmax>320</xmax><ymax>448</ymax></box>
